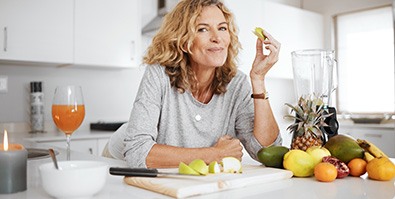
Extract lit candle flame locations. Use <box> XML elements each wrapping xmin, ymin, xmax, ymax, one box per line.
<box><xmin>3</xmin><ymin>130</ymin><xmax>8</xmax><ymax>151</ymax></box>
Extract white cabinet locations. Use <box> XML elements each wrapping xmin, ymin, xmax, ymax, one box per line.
<box><xmin>38</xmin><ymin>138</ymin><xmax>109</xmax><ymax>156</ymax></box>
<box><xmin>225</xmin><ymin>0</ymin><xmax>324</xmax><ymax>78</ymax></box>
<box><xmin>0</xmin><ymin>0</ymin><xmax>73</xmax><ymax>64</ymax></box>
<box><xmin>0</xmin><ymin>0</ymin><xmax>141</xmax><ymax>68</ymax></box>
<box><xmin>340</xmin><ymin>126</ymin><xmax>395</xmax><ymax>158</ymax></box>
<box><xmin>74</xmin><ymin>0</ymin><xmax>141</xmax><ymax>68</ymax></box>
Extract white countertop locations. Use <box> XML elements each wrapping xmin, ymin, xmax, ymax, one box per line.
<box><xmin>0</xmin><ymin>138</ymin><xmax>394</xmax><ymax>199</ymax></box>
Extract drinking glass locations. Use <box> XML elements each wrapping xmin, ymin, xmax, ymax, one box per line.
<box><xmin>52</xmin><ymin>86</ymin><xmax>85</xmax><ymax>160</ymax></box>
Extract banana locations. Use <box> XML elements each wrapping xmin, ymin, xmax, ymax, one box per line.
<box><xmin>357</xmin><ymin>139</ymin><xmax>388</xmax><ymax>158</ymax></box>
<box><xmin>364</xmin><ymin>151</ymin><xmax>375</xmax><ymax>162</ymax></box>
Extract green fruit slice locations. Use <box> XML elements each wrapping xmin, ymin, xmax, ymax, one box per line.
<box><xmin>253</xmin><ymin>27</ymin><xmax>266</xmax><ymax>40</ymax></box>
<box><xmin>178</xmin><ymin>162</ymin><xmax>200</xmax><ymax>175</ymax></box>
<box><xmin>208</xmin><ymin>161</ymin><xmax>221</xmax><ymax>174</ymax></box>
<box><xmin>189</xmin><ymin>159</ymin><xmax>208</xmax><ymax>175</ymax></box>
<box><xmin>221</xmin><ymin>157</ymin><xmax>242</xmax><ymax>173</ymax></box>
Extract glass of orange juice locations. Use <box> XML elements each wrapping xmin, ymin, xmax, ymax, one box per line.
<box><xmin>52</xmin><ymin>85</ymin><xmax>85</xmax><ymax>160</ymax></box>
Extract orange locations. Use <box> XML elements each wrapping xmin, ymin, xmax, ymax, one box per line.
<box><xmin>366</xmin><ymin>157</ymin><xmax>395</xmax><ymax>181</ymax></box>
<box><xmin>348</xmin><ymin>158</ymin><xmax>367</xmax><ymax>177</ymax></box>
<box><xmin>314</xmin><ymin>162</ymin><xmax>338</xmax><ymax>182</ymax></box>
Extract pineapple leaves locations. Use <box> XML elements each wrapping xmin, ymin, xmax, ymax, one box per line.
<box><xmin>285</xmin><ymin>95</ymin><xmax>332</xmax><ymax>138</ymax></box>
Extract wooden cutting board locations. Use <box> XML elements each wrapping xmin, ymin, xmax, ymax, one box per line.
<box><xmin>124</xmin><ymin>165</ymin><xmax>293</xmax><ymax>198</ymax></box>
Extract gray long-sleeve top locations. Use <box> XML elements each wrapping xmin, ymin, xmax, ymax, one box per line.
<box><xmin>123</xmin><ymin>64</ymin><xmax>282</xmax><ymax>168</ymax></box>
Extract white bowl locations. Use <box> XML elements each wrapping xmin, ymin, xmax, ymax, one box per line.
<box><xmin>39</xmin><ymin>160</ymin><xmax>108</xmax><ymax>199</ymax></box>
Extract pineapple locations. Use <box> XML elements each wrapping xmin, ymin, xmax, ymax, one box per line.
<box><xmin>285</xmin><ymin>95</ymin><xmax>332</xmax><ymax>151</ymax></box>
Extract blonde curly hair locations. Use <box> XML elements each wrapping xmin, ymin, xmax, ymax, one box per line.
<box><xmin>143</xmin><ymin>0</ymin><xmax>241</xmax><ymax>94</ymax></box>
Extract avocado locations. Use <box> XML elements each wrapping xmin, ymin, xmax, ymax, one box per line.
<box><xmin>257</xmin><ymin>145</ymin><xmax>289</xmax><ymax>168</ymax></box>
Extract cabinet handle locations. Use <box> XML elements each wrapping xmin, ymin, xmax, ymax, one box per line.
<box><xmin>3</xmin><ymin>27</ymin><xmax>7</xmax><ymax>52</ymax></box>
<box><xmin>89</xmin><ymin>148</ymin><xmax>93</xmax><ymax>154</ymax></box>
<box><xmin>130</xmin><ymin>40</ymin><xmax>135</xmax><ymax>60</ymax></box>
<box><xmin>364</xmin><ymin>134</ymin><xmax>382</xmax><ymax>138</ymax></box>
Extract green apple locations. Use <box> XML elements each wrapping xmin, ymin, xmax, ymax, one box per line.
<box><xmin>208</xmin><ymin>161</ymin><xmax>221</xmax><ymax>174</ymax></box>
<box><xmin>221</xmin><ymin>157</ymin><xmax>242</xmax><ymax>173</ymax></box>
<box><xmin>253</xmin><ymin>27</ymin><xmax>266</xmax><ymax>40</ymax></box>
<box><xmin>306</xmin><ymin>146</ymin><xmax>331</xmax><ymax>166</ymax></box>
<box><xmin>189</xmin><ymin>159</ymin><xmax>208</xmax><ymax>175</ymax></box>
<box><xmin>178</xmin><ymin>162</ymin><xmax>200</xmax><ymax>175</ymax></box>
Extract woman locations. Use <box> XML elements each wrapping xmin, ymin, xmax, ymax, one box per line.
<box><xmin>123</xmin><ymin>0</ymin><xmax>282</xmax><ymax>168</ymax></box>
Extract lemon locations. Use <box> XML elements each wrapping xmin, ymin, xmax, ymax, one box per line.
<box><xmin>283</xmin><ymin>149</ymin><xmax>315</xmax><ymax>177</ymax></box>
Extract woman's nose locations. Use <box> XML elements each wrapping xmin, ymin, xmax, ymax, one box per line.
<box><xmin>210</xmin><ymin>31</ymin><xmax>221</xmax><ymax>43</ymax></box>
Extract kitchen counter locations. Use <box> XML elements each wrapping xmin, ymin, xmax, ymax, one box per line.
<box><xmin>0</xmin><ymin>138</ymin><xmax>394</xmax><ymax>199</ymax></box>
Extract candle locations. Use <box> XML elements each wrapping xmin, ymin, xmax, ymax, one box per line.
<box><xmin>0</xmin><ymin>130</ymin><xmax>28</xmax><ymax>194</ymax></box>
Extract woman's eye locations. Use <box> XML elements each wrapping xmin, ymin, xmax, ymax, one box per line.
<box><xmin>197</xmin><ymin>28</ymin><xmax>208</xmax><ymax>32</ymax></box>
<box><xmin>219</xmin><ymin>27</ymin><xmax>227</xmax><ymax>31</ymax></box>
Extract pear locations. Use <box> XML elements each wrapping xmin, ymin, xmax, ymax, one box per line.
<box><xmin>178</xmin><ymin>162</ymin><xmax>200</xmax><ymax>175</ymax></box>
<box><xmin>208</xmin><ymin>161</ymin><xmax>221</xmax><ymax>174</ymax></box>
<box><xmin>221</xmin><ymin>157</ymin><xmax>242</xmax><ymax>173</ymax></box>
<box><xmin>253</xmin><ymin>27</ymin><xmax>266</xmax><ymax>40</ymax></box>
<box><xmin>306</xmin><ymin>146</ymin><xmax>331</xmax><ymax>166</ymax></box>
<box><xmin>189</xmin><ymin>159</ymin><xmax>208</xmax><ymax>175</ymax></box>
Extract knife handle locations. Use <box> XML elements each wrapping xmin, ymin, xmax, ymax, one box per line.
<box><xmin>109</xmin><ymin>167</ymin><xmax>159</xmax><ymax>177</ymax></box>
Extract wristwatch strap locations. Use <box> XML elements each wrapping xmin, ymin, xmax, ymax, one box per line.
<box><xmin>251</xmin><ymin>92</ymin><xmax>269</xmax><ymax>99</ymax></box>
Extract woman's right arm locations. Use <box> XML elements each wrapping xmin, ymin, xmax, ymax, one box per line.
<box><xmin>146</xmin><ymin>136</ymin><xmax>242</xmax><ymax>168</ymax></box>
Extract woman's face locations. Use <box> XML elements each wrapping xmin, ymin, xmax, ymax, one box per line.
<box><xmin>189</xmin><ymin>5</ymin><xmax>230</xmax><ymax>70</ymax></box>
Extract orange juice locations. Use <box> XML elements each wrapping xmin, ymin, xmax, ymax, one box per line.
<box><xmin>52</xmin><ymin>105</ymin><xmax>85</xmax><ymax>135</ymax></box>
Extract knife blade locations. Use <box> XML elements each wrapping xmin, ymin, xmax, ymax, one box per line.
<box><xmin>109</xmin><ymin>167</ymin><xmax>200</xmax><ymax>177</ymax></box>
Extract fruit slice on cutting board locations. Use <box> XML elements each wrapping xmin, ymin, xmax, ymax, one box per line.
<box><xmin>221</xmin><ymin>157</ymin><xmax>242</xmax><ymax>173</ymax></box>
<box><xmin>178</xmin><ymin>162</ymin><xmax>201</xmax><ymax>175</ymax></box>
<box><xmin>189</xmin><ymin>159</ymin><xmax>208</xmax><ymax>175</ymax></box>
<box><xmin>208</xmin><ymin>161</ymin><xmax>221</xmax><ymax>174</ymax></box>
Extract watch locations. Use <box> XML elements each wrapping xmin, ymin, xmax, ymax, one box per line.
<box><xmin>251</xmin><ymin>92</ymin><xmax>269</xmax><ymax>99</ymax></box>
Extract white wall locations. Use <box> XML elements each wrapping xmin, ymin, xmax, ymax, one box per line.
<box><xmin>0</xmin><ymin>64</ymin><xmax>145</xmax><ymax>132</ymax></box>
<box><xmin>2</xmin><ymin>0</ymin><xmax>385</xmax><ymax>143</ymax></box>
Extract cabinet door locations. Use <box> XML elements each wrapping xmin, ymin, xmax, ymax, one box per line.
<box><xmin>74</xmin><ymin>0</ymin><xmax>141</xmax><ymax>68</ymax></box>
<box><xmin>225</xmin><ymin>0</ymin><xmax>324</xmax><ymax>78</ymax></box>
<box><xmin>40</xmin><ymin>139</ymin><xmax>98</xmax><ymax>156</ymax></box>
<box><xmin>0</xmin><ymin>0</ymin><xmax>73</xmax><ymax>63</ymax></box>
<box><xmin>97</xmin><ymin>138</ymin><xmax>109</xmax><ymax>157</ymax></box>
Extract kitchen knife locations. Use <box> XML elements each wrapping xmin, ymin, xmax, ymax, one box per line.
<box><xmin>109</xmin><ymin>167</ymin><xmax>200</xmax><ymax>177</ymax></box>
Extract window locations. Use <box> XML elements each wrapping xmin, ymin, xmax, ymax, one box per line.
<box><xmin>335</xmin><ymin>6</ymin><xmax>394</xmax><ymax>116</ymax></box>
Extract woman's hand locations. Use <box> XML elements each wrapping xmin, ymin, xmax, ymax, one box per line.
<box><xmin>212</xmin><ymin>135</ymin><xmax>243</xmax><ymax>161</ymax></box>
<box><xmin>250</xmin><ymin>30</ymin><xmax>281</xmax><ymax>81</ymax></box>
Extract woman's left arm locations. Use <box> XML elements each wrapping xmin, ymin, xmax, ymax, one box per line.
<box><xmin>250</xmin><ymin>30</ymin><xmax>281</xmax><ymax>147</ymax></box>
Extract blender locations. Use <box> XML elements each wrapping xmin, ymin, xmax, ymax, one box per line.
<box><xmin>291</xmin><ymin>49</ymin><xmax>339</xmax><ymax>142</ymax></box>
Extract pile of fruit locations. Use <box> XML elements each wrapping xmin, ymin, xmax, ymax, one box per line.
<box><xmin>178</xmin><ymin>157</ymin><xmax>242</xmax><ymax>176</ymax></box>
<box><xmin>257</xmin><ymin>134</ymin><xmax>395</xmax><ymax>182</ymax></box>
